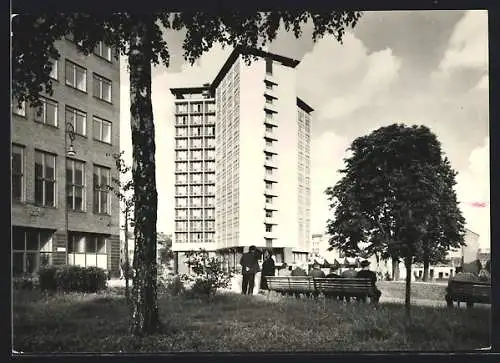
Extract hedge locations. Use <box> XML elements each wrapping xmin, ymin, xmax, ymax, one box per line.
<box><xmin>39</xmin><ymin>265</ymin><xmax>107</xmax><ymax>293</ymax></box>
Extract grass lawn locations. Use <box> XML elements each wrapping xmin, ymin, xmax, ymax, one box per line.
<box><xmin>13</xmin><ymin>287</ymin><xmax>490</xmax><ymax>353</ymax></box>
<box><xmin>378</xmin><ymin>281</ymin><xmax>447</xmax><ymax>301</ymax></box>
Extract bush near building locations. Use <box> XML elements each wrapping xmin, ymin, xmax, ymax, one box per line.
<box><xmin>39</xmin><ymin>266</ymin><xmax>107</xmax><ymax>293</ymax></box>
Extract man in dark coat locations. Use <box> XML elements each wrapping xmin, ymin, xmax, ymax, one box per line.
<box><xmin>260</xmin><ymin>250</ymin><xmax>275</xmax><ymax>292</ymax></box>
<box><xmin>325</xmin><ymin>267</ymin><xmax>342</xmax><ymax>300</ymax></box>
<box><xmin>356</xmin><ymin>260</ymin><xmax>382</xmax><ymax>303</ymax></box>
<box><xmin>240</xmin><ymin>245</ymin><xmax>261</xmax><ymax>295</ymax></box>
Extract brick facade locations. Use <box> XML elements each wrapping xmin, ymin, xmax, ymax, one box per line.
<box><xmin>12</xmin><ymin>39</ymin><xmax>121</xmax><ymax>277</ymax></box>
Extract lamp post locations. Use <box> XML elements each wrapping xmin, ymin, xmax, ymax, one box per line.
<box><xmin>64</xmin><ymin>122</ymin><xmax>76</xmax><ymax>264</ymax></box>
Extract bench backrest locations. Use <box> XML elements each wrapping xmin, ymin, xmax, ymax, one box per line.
<box><xmin>313</xmin><ymin>278</ymin><xmax>373</xmax><ymax>293</ymax></box>
<box><xmin>266</xmin><ymin>276</ymin><xmax>315</xmax><ymax>292</ymax></box>
<box><xmin>448</xmin><ymin>280</ymin><xmax>491</xmax><ymax>299</ymax></box>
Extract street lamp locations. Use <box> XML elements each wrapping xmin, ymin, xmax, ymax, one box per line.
<box><xmin>65</xmin><ymin>122</ymin><xmax>76</xmax><ymax>264</ymax></box>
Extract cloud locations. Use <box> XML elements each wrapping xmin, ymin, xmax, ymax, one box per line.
<box><xmin>438</xmin><ymin>10</ymin><xmax>488</xmax><ymax>72</ymax></box>
<box><xmin>455</xmin><ymin>137</ymin><xmax>490</xmax><ymax>248</ymax></box>
<box><xmin>297</xmin><ymin>32</ymin><xmax>401</xmax><ymax>121</ymax></box>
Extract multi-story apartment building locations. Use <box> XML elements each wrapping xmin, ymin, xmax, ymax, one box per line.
<box><xmin>171</xmin><ymin>47</ymin><xmax>313</xmax><ymax>273</ymax></box>
<box><xmin>11</xmin><ymin>37</ymin><xmax>121</xmax><ymax>277</ymax></box>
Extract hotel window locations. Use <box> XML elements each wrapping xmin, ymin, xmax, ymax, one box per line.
<box><xmin>12</xmin><ymin>228</ymin><xmax>53</xmax><ymax>276</ymax></box>
<box><xmin>205</xmin><ymin>126</ymin><xmax>215</xmax><ymax>136</ymax></box>
<box><xmin>176</xmin><ymin>103</ymin><xmax>188</xmax><ymax>113</ymax></box>
<box><xmin>176</xmin><ymin>150</ymin><xmax>187</xmax><ymax>161</ymax></box>
<box><xmin>205</xmin><ymin>196</ymin><xmax>215</xmax><ymax>207</ymax></box>
<box><xmin>175</xmin><ymin>186</ymin><xmax>187</xmax><ymax>196</ymax></box>
<box><xmin>265</xmin><ymin>81</ymin><xmax>273</xmax><ymax>90</ymax></box>
<box><xmin>65</xmin><ymin>106</ymin><xmax>87</xmax><ymax>136</ymax></box>
<box><xmin>205</xmin><ymin>102</ymin><xmax>215</xmax><ymax>113</ymax></box>
<box><xmin>205</xmin><ymin>232</ymin><xmax>215</xmax><ymax>242</ymax></box>
<box><xmin>93</xmin><ymin>165</ymin><xmax>110</xmax><ymax>214</ymax></box>
<box><xmin>265</xmin><ymin>112</ymin><xmax>273</xmax><ymax>121</ymax></box>
<box><xmin>265</xmin><ymin>210</ymin><xmax>273</xmax><ymax>218</ymax></box>
<box><xmin>191</xmin><ymin>233</ymin><xmax>203</xmax><ymax>243</ymax></box>
<box><xmin>265</xmin><ymin>224</ymin><xmax>273</xmax><ymax>232</ymax></box>
<box><xmin>176</xmin><ymin>197</ymin><xmax>187</xmax><ymax>207</ymax></box>
<box><xmin>49</xmin><ymin>59</ymin><xmax>59</xmax><ymax>80</ymax></box>
<box><xmin>176</xmin><ymin>127</ymin><xmax>187</xmax><ymax>137</ymax></box>
<box><xmin>265</xmin><ymin>96</ymin><xmax>274</xmax><ymax>105</ymax></box>
<box><xmin>191</xmin><ymin>138</ymin><xmax>202</xmax><ymax>148</ymax></box>
<box><xmin>265</xmin><ymin>196</ymin><xmax>273</xmax><ymax>204</ymax></box>
<box><xmin>93</xmin><ymin>116</ymin><xmax>112</xmax><ymax>144</ymax></box>
<box><xmin>191</xmin><ymin>209</ymin><xmax>202</xmax><ymax>219</ymax></box>
<box><xmin>176</xmin><ymin>115</ymin><xmax>187</xmax><ymax>125</ymax></box>
<box><xmin>190</xmin><ymin>173</ymin><xmax>202</xmax><ymax>184</ymax></box>
<box><xmin>68</xmin><ymin>234</ymin><xmax>107</xmax><ymax>269</ymax></box>
<box><xmin>12</xmin><ymin>145</ymin><xmax>24</xmax><ymax>202</ymax></box>
<box><xmin>176</xmin><ymin>138</ymin><xmax>188</xmax><ymax>148</ymax></box>
<box><xmin>206</xmin><ymin>114</ymin><xmax>216</xmax><ymax>124</ymax></box>
<box><xmin>34</xmin><ymin>97</ymin><xmax>58</xmax><ymax>127</ymax></box>
<box><xmin>191</xmin><ymin>150</ymin><xmax>202</xmax><ymax>160</ymax></box>
<box><xmin>191</xmin><ymin>115</ymin><xmax>202</xmax><ymax>125</ymax></box>
<box><xmin>191</xmin><ymin>197</ymin><xmax>202</xmax><ymax>207</ymax></box>
<box><xmin>191</xmin><ymin>162</ymin><xmax>202</xmax><ymax>172</ymax></box>
<box><xmin>191</xmin><ymin>185</ymin><xmax>202</xmax><ymax>196</ymax></box>
<box><xmin>205</xmin><ymin>209</ymin><xmax>215</xmax><ymax>219</ymax></box>
<box><xmin>93</xmin><ymin>74</ymin><xmax>112</xmax><ymax>103</ymax></box>
<box><xmin>65</xmin><ymin>60</ymin><xmax>87</xmax><ymax>92</ymax></box>
<box><xmin>205</xmin><ymin>149</ymin><xmax>215</xmax><ymax>159</ymax></box>
<box><xmin>176</xmin><ymin>174</ymin><xmax>187</xmax><ymax>184</ymax></box>
<box><xmin>12</xmin><ymin>98</ymin><xmax>26</xmax><ymax>117</ymax></box>
<box><xmin>191</xmin><ymin>126</ymin><xmax>202</xmax><ymax>137</ymax></box>
<box><xmin>205</xmin><ymin>172</ymin><xmax>215</xmax><ymax>183</ymax></box>
<box><xmin>66</xmin><ymin>159</ymin><xmax>85</xmax><ymax>211</ymax></box>
<box><xmin>94</xmin><ymin>41</ymin><xmax>112</xmax><ymax>61</ymax></box>
<box><xmin>205</xmin><ymin>185</ymin><xmax>215</xmax><ymax>195</ymax></box>
<box><xmin>175</xmin><ymin>209</ymin><xmax>187</xmax><ymax>219</ymax></box>
<box><xmin>34</xmin><ymin>151</ymin><xmax>56</xmax><ymax>207</ymax></box>
<box><xmin>175</xmin><ymin>221</ymin><xmax>188</xmax><ymax>232</ymax></box>
<box><xmin>191</xmin><ymin>103</ymin><xmax>202</xmax><ymax>113</ymax></box>
<box><xmin>176</xmin><ymin>162</ymin><xmax>187</xmax><ymax>172</ymax></box>
<box><xmin>265</xmin><ymin>140</ymin><xmax>274</xmax><ymax>148</ymax></box>
<box><xmin>206</xmin><ymin>138</ymin><xmax>215</xmax><ymax>148</ymax></box>
<box><xmin>206</xmin><ymin>161</ymin><xmax>215</xmax><ymax>172</ymax></box>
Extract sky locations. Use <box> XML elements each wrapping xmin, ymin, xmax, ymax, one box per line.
<box><xmin>119</xmin><ymin>10</ymin><xmax>490</xmax><ymax>249</ymax></box>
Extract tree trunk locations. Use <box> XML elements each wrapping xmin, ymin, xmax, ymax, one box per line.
<box><xmin>129</xmin><ymin>18</ymin><xmax>160</xmax><ymax>336</ymax></box>
<box><xmin>404</xmin><ymin>256</ymin><xmax>412</xmax><ymax>321</ymax></box>
<box><xmin>422</xmin><ymin>257</ymin><xmax>429</xmax><ymax>282</ymax></box>
<box><xmin>392</xmin><ymin>258</ymin><xmax>400</xmax><ymax>280</ymax></box>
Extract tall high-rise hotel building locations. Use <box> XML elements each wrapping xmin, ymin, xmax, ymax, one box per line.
<box><xmin>171</xmin><ymin>47</ymin><xmax>312</xmax><ymax>272</ymax></box>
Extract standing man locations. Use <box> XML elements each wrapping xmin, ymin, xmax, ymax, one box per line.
<box><xmin>240</xmin><ymin>245</ymin><xmax>260</xmax><ymax>295</ymax></box>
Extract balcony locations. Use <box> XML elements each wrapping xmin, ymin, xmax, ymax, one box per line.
<box><xmin>264</xmin><ymin>116</ymin><xmax>278</xmax><ymax>127</ymax></box>
<box><xmin>264</xmin><ymin>101</ymin><xmax>278</xmax><ymax>113</ymax></box>
<box><xmin>264</xmin><ymin>73</ymin><xmax>278</xmax><ymax>85</ymax></box>
<box><xmin>264</xmin><ymin>172</ymin><xmax>278</xmax><ymax>183</ymax></box>
<box><xmin>264</xmin><ymin>157</ymin><xmax>278</xmax><ymax>169</ymax></box>
<box><xmin>264</xmin><ymin>87</ymin><xmax>277</xmax><ymax>99</ymax></box>
<box><xmin>264</xmin><ymin>143</ymin><xmax>277</xmax><ymax>155</ymax></box>
<box><xmin>264</xmin><ymin>188</ymin><xmax>278</xmax><ymax>197</ymax></box>
<box><xmin>264</xmin><ymin>129</ymin><xmax>278</xmax><ymax>141</ymax></box>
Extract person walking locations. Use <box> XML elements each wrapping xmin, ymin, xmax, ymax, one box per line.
<box><xmin>240</xmin><ymin>245</ymin><xmax>260</xmax><ymax>295</ymax></box>
<box><xmin>356</xmin><ymin>260</ymin><xmax>382</xmax><ymax>303</ymax></box>
<box><xmin>260</xmin><ymin>250</ymin><xmax>275</xmax><ymax>292</ymax></box>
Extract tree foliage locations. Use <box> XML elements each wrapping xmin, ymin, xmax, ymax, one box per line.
<box><xmin>325</xmin><ymin>124</ymin><xmax>465</xmax><ymax>316</ymax></box>
<box><xmin>12</xmin><ymin>10</ymin><xmax>363</xmax><ymax>335</ymax></box>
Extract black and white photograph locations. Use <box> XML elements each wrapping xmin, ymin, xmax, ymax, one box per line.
<box><xmin>11</xmin><ymin>6</ymin><xmax>492</xmax><ymax>354</ymax></box>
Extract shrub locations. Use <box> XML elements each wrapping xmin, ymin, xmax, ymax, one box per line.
<box><xmin>180</xmin><ymin>249</ymin><xmax>232</xmax><ymax>300</ymax></box>
<box><xmin>166</xmin><ymin>275</ymin><xmax>185</xmax><ymax>296</ymax></box>
<box><xmin>13</xmin><ymin>276</ymin><xmax>38</xmax><ymax>290</ymax></box>
<box><xmin>38</xmin><ymin>265</ymin><xmax>107</xmax><ymax>293</ymax></box>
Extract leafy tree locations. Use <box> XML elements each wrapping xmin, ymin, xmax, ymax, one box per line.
<box><xmin>325</xmin><ymin>124</ymin><xmax>465</xmax><ymax>318</ymax></box>
<box><xmin>12</xmin><ymin>10</ymin><xmax>362</xmax><ymax>335</ymax></box>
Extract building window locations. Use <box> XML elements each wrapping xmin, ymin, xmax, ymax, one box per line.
<box><xmin>49</xmin><ymin>59</ymin><xmax>59</xmax><ymax>80</ymax></box>
<box><xmin>94</xmin><ymin>41</ymin><xmax>112</xmax><ymax>62</ymax></box>
<box><xmin>65</xmin><ymin>106</ymin><xmax>87</xmax><ymax>136</ymax></box>
<box><xmin>93</xmin><ymin>116</ymin><xmax>112</xmax><ymax>144</ymax></box>
<box><xmin>65</xmin><ymin>60</ymin><xmax>87</xmax><ymax>92</ymax></box>
<box><xmin>265</xmin><ymin>210</ymin><xmax>273</xmax><ymax>218</ymax></box>
<box><xmin>265</xmin><ymin>224</ymin><xmax>273</xmax><ymax>232</ymax></box>
<box><xmin>12</xmin><ymin>144</ymin><xmax>24</xmax><ymax>202</ymax></box>
<box><xmin>176</xmin><ymin>115</ymin><xmax>188</xmax><ymax>125</ymax></box>
<box><xmin>93</xmin><ymin>74</ymin><xmax>112</xmax><ymax>103</ymax></box>
<box><xmin>35</xmin><ymin>151</ymin><xmax>56</xmax><ymax>207</ymax></box>
<box><xmin>12</xmin><ymin>98</ymin><xmax>26</xmax><ymax>117</ymax></box>
<box><xmin>34</xmin><ymin>97</ymin><xmax>58</xmax><ymax>127</ymax></box>
<box><xmin>67</xmin><ymin>159</ymin><xmax>85</xmax><ymax>211</ymax></box>
<box><xmin>93</xmin><ymin>165</ymin><xmax>110</xmax><ymax>214</ymax></box>
<box><xmin>12</xmin><ymin>228</ymin><xmax>53</xmax><ymax>276</ymax></box>
<box><xmin>68</xmin><ymin>234</ymin><xmax>107</xmax><ymax>269</ymax></box>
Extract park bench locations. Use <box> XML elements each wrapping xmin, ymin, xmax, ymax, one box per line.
<box><xmin>445</xmin><ymin>279</ymin><xmax>491</xmax><ymax>308</ymax></box>
<box><xmin>266</xmin><ymin>276</ymin><xmax>315</xmax><ymax>297</ymax></box>
<box><xmin>313</xmin><ymin>278</ymin><xmax>379</xmax><ymax>304</ymax></box>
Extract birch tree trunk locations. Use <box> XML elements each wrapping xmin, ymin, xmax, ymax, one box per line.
<box><xmin>128</xmin><ymin>17</ymin><xmax>160</xmax><ymax>336</ymax></box>
<box><xmin>404</xmin><ymin>256</ymin><xmax>412</xmax><ymax>321</ymax></box>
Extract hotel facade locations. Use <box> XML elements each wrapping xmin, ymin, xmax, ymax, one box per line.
<box><xmin>171</xmin><ymin>47</ymin><xmax>313</xmax><ymax>273</ymax></box>
<box><xmin>11</xmin><ymin>37</ymin><xmax>121</xmax><ymax>277</ymax></box>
